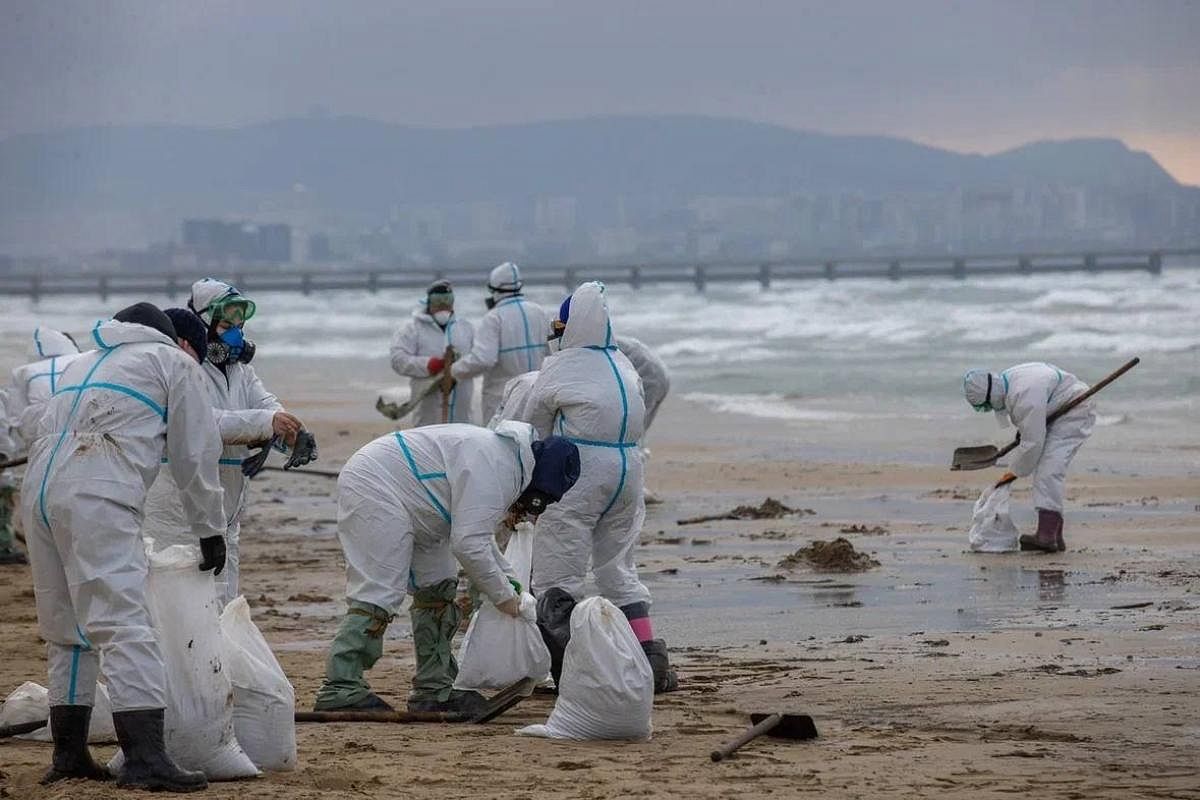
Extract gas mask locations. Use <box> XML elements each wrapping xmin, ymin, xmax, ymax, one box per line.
<box><xmin>511</xmin><ymin>486</ymin><xmax>555</xmax><ymax>521</ymax></box>
<box><xmin>207</xmin><ymin>325</ymin><xmax>256</xmax><ymax>366</ymax></box>
<box><xmin>485</xmin><ymin>296</ymin><xmax>497</xmax><ymax>310</ymax></box>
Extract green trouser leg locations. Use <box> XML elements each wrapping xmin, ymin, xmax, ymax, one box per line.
<box><xmin>313</xmin><ymin>600</ymin><xmax>392</xmax><ymax>710</ymax></box>
<box><xmin>0</xmin><ymin>486</ymin><xmax>18</xmax><ymax>554</ymax></box>
<box><xmin>409</xmin><ymin>579</ymin><xmax>461</xmax><ymax>704</ymax></box>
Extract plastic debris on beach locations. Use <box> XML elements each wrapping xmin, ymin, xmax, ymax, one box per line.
<box><xmin>777</xmin><ymin>538</ymin><xmax>880</xmax><ymax>572</ymax></box>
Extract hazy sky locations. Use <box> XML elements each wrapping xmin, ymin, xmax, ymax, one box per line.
<box><xmin>3</xmin><ymin>0</ymin><xmax>1198</xmax><ymax>183</ymax></box>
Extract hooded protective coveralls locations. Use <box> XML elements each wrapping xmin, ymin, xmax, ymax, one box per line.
<box><xmin>390</xmin><ymin>307</ymin><xmax>475</xmax><ymax>426</ymax></box>
<box><xmin>521</xmin><ymin>283</ymin><xmax>648</xmax><ymax>606</ymax></box>
<box><xmin>963</xmin><ymin>362</ymin><xmax>1095</xmax><ymax>549</ymax></box>
<box><xmin>613</xmin><ymin>336</ymin><xmax>670</xmax><ymax>433</ymax></box>
<box><xmin>450</xmin><ymin>263</ymin><xmax>551</xmax><ymax>423</ymax></box>
<box><xmin>6</xmin><ymin>328</ymin><xmax>86</xmax><ymax>452</ymax></box>
<box><xmin>519</xmin><ymin>283</ymin><xmax>677</xmax><ymax>691</ymax></box>
<box><xmin>314</xmin><ymin>421</ymin><xmax>541</xmax><ymax>711</ymax></box>
<box><xmin>21</xmin><ymin>319</ymin><xmax>226</xmax><ymax>715</ymax></box>
<box><xmin>174</xmin><ymin>278</ymin><xmax>287</xmax><ymax>604</ymax></box>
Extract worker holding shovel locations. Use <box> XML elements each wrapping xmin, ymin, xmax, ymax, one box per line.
<box><xmin>389</xmin><ymin>280</ymin><xmax>475</xmax><ymax>426</ymax></box>
<box><xmin>962</xmin><ymin>362</ymin><xmax>1100</xmax><ymax>553</ymax></box>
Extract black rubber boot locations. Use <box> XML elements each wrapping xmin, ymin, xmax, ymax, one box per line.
<box><xmin>407</xmin><ymin>689</ymin><xmax>490</xmax><ymax>716</ymax></box>
<box><xmin>641</xmin><ymin>639</ymin><xmax>680</xmax><ymax>694</ymax></box>
<box><xmin>112</xmin><ymin>708</ymin><xmax>207</xmax><ymax>792</ymax></box>
<box><xmin>41</xmin><ymin>705</ymin><xmax>111</xmax><ymax>784</ymax></box>
<box><xmin>536</xmin><ymin>588</ymin><xmax>577</xmax><ymax>688</ymax></box>
<box><xmin>1020</xmin><ymin>508</ymin><xmax>1062</xmax><ymax>553</ymax></box>
<box><xmin>0</xmin><ymin>550</ymin><xmax>28</xmax><ymax>565</ymax></box>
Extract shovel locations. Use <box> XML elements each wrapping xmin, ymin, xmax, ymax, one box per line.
<box><xmin>951</xmin><ymin>357</ymin><xmax>1139</xmax><ymax>471</ymax></box>
<box><xmin>710</xmin><ymin>712</ymin><xmax>818</xmax><ymax>762</ymax></box>
<box><xmin>295</xmin><ymin>677</ymin><xmax>536</xmax><ymax>726</ymax></box>
<box><xmin>376</xmin><ymin>379</ymin><xmax>441</xmax><ymax>421</ymax></box>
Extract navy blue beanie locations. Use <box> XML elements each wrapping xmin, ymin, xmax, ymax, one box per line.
<box><xmin>164</xmin><ymin>307</ymin><xmax>208</xmax><ymax>363</ymax></box>
<box><xmin>558</xmin><ymin>296</ymin><xmax>571</xmax><ymax>325</ymax></box>
<box><xmin>529</xmin><ymin>436</ymin><xmax>581</xmax><ymax>501</ymax></box>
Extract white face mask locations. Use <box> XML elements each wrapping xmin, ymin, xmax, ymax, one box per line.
<box><xmin>432</xmin><ymin>310</ymin><xmax>452</xmax><ymax>325</ymax></box>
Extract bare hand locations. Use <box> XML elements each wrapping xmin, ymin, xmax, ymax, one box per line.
<box><xmin>495</xmin><ymin>596</ymin><xmax>522</xmax><ymax>618</ymax></box>
<box><xmin>272</xmin><ymin>411</ymin><xmax>303</xmax><ymax>446</ymax></box>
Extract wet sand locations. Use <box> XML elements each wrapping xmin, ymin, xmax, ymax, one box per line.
<box><xmin>2</xmin><ymin>382</ymin><xmax>1198</xmax><ymax>799</ymax></box>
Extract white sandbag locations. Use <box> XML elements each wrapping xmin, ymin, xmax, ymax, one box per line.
<box><xmin>0</xmin><ymin>681</ymin><xmax>116</xmax><ymax>743</ymax></box>
<box><xmin>109</xmin><ymin>544</ymin><xmax>258</xmax><ymax>780</ymax></box>
<box><xmin>455</xmin><ymin>524</ymin><xmax>551</xmax><ymax>691</ymax></box>
<box><xmin>516</xmin><ymin>596</ymin><xmax>653</xmax><ymax>741</ymax></box>
<box><xmin>220</xmin><ymin>596</ymin><xmax>297</xmax><ymax>772</ymax></box>
<box><xmin>968</xmin><ymin>483</ymin><xmax>1020</xmax><ymax>552</ymax></box>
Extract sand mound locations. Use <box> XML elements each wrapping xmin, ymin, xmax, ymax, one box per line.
<box><xmin>778</xmin><ymin>537</ymin><xmax>879</xmax><ymax>572</ymax></box>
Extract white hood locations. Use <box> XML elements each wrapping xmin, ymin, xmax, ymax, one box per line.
<box><xmin>560</xmin><ymin>281</ymin><xmax>614</xmax><ymax>351</ymax></box>
<box><xmin>491</xmin><ymin>419</ymin><xmax>537</xmax><ymax>489</ymax></box>
<box><xmin>32</xmin><ymin>328</ymin><xmax>80</xmax><ymax>359</ymax></box>
<box><xmin>89</xmin><ymin>319</ymin><xmax>179</xmax><ymax>350</ymax></box>
<box><xmin>488</xmin><ymin>262</ymin><xmax>522</xmax><ymax>294</ymax></box>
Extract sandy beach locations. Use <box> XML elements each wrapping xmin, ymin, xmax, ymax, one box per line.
<box><xmin>2</xmin><ymin>367</ymin><xmax>1198</xmax><ymax>799</ymax></box>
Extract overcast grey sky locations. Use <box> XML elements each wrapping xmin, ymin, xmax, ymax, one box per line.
<box><xmin>2</xmin><ymin>0</ymin><xmax>1198</xmax><ymax>182</ymax></box>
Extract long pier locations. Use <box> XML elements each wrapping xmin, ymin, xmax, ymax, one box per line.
<box><xmin>2</xmin><ymin>247</ymin><xmax>1197</xmax><ymax>300</ymax></box>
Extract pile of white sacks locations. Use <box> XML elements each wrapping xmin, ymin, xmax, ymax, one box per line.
<box><xmin>0</xmin><ymin>542</ymin><xmax>296</xmax><ymax>779</ymax></box>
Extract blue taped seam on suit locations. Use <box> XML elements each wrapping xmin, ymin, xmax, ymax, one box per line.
<box><xmin>393</xmin><ymin>432</ymin><xmax>451</xmax><ymax>523</ymax></box>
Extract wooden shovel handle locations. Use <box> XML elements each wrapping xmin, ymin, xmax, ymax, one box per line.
<box><xmin>711</xmin><ymin>713</ymin><xmax>782</xmax><ymax>762</ymax></box>
<box><xmin>995</xmin><ymin>357</ymin><xmax>1140</xmax><ymax>461</ymax></box>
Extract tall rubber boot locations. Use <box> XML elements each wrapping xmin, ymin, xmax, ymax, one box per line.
<box><xmin>620</xmin><ymin>602</ymin><xmax>679</xmax><ymax>694</ymax></box>
<box><xmin>0</xmin><ymin>486</ymin><xmax>27</xmax><ymax>566</ymax></box>
<box><xmin>407</xmin><ymin>578</ymin><xmax>487</xmax><ymax>716</ymax></box>
<box><xmin>1055</xmin><ymin>514</ymin><xmax>1067</xmax><ymax>552</ymax></box>
<box><xmin>111</xmin><ymin>709</ymin><xmax>207</xmax><ymax>793</ymax></box>
<box><xmin>536</xmin><ymin>587</ymin><xmax>577</xmax><ymax>689</ymax></box>
<box><xmin>41</xmin><ymin>705</ymin><xmax>111</xmax><ymax>784</ymax></box>
<box><xmin>313</xmin><ymin>600</ymin><xmax>395</xmax><ymax>710</ymax></box>
<box><xmin>1020</xmin><ymin>508</ymin><xmax>1062</xmax><ymax>553</ymax></box>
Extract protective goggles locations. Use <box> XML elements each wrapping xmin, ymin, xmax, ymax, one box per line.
<box><xmin>206</xmin><ymin>296</ymin><xmax>256</xmax><ymax>325</ymax></box>
<box><xmin>427</xmin><ymin>291</ymin><xmax>455</xmax><ymax>311</ymax></box>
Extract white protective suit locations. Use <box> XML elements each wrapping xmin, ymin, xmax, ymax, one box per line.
<box><xmin>612</xmin><ymin>336</ymin><xmax>670</xmax><ymax>433</ymax></box>
<box><xmin>335</xmin><ymin>421</ymin><xmax>534</xmax><ymax>615</ymax></box>
<box><xmin>21</xmin><ymin>320</ymin><xmax>225</xmax><ymax>712</ymax></box>
<box><xmin>520</xmin><ymin>282</ymin><xmax>651</xmax><ymax>607</ymax></box>
<box><xmin>142</xmin><ymin>356</ymin><xmax>283</xmax><ymax>605</ymax></box>
<box><xmin>6</xmin><ymin>328</ymin><xmax>86</xmax><ymax>453</ymax></box>
<box><xmin>451</xmin><ymin>263</ymin><xmax>551</xmax><ymax>423</ymax></box>
<box><xmin>974</xmin><ymin>362</ymin><xmax>1095</xmax><ymax>512</ymax></box>
<box><xmin>389</xmin><ymin>309</ymin><xmax>475</xmax><ymax>426</ymax></box>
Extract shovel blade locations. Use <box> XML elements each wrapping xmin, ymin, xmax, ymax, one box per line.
<box><xmin>750</xmin><ymin>713</ymin><xmax>818</xmax><ymax>740</ymax></box>
<box><xmin>951</xmin><ymin>444</ymin><xmax>1000</xmax><ymax>471</ymax></box>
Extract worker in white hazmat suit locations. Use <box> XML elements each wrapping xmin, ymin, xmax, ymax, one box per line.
<box><xmin>2</xmin><ymin>329</ymin><xmax>87</xmax><ymax>565</ymax></box>
<box><xmin>963</xmin><ymin>362</ymin><xmax>1095</xmax><ymax>553</ymax></box>
<box><xmin>450</xmin><ymin>262</ymin><xmax>551</xmax><ymax>423</ymax></box>
<box><xmin>184</xmin><ymin>279</ymin><xmax>312</xmax><ymax>604</ymax></box>
<box><xmin>519</xmin><ymin>281</ymin><xmax>679</xmax><ymax>693</ymax></box>
<box><xmin>7</xmin><ymin>328</ymin><xmax>86</xmax><ymax>451</ymax></box>
<box><xmin>313</xmin><ymin>422</ymin><xmax>580</xmax><ymax>714</ymax></box>
<box><xmin>22</xmin><ymin>303</ymin><xmax>226</xmax><ymax>792</ymax></box>
<box><xmin>389</xmin><ymin>279</ymin><xmax>475</xmax><ymax>425</ymax></box>
<box><xmin>613</xmin><ymin>336</ymin><xmax>670</xmax><ymax>433</ymax></box>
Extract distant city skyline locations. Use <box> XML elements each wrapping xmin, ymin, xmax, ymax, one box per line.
<box><xmin>2</xmin><ymin>1</ymin><xmax>1197</xmax><ymax>183</ymax></box>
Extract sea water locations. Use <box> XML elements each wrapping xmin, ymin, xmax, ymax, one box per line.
<box><xmin>1</xmin><ymin>261</ymin><xmax>1196</xmax><ymax>470</ymax></box>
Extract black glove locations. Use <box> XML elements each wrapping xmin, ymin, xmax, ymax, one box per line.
<box><xmin>199</xmin><ymin>535</ymin><xmax>226</xmax><ymax>576</ymax></box>
<box><xmin>284</xmin><ymin>430</ymin><xmax>318</xmax><ymax>470</ymax></box>
<box><xmin>241</xmin><ymin>436</ymin><xmax>277</xmax><ymax>478</ymax></box>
